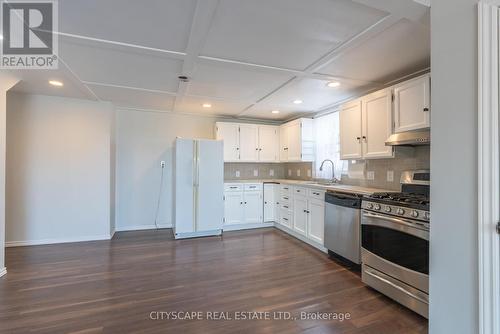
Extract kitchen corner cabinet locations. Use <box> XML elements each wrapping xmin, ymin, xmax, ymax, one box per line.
<box><xmin>215</xmin><ymin>122</ymin><xmax>279</xmax><ymax>162</ymax></box>
<box><xmin>393</xmin><ymin>74</ymin><xmax>430</xmax><ymax>133</ymax></box>
<box><xmin>279</xmin><ymin>118</ymin><xmax>314</xmax><ymax>162</ymax></box>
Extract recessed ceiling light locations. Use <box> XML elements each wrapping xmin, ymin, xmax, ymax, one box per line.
<box><xmin>293</xmin><ymin>99</ymin><xmax>303</xmax><ymax>104</ymax></box>
<box><xmin>49</xmin><ymin>80</ymin><xmax>63</xmax><ymax>87</ymax></box>
<box><xmin>327</xmin><ymin>81</ymin><xmax>341</xmax><ymax>88</ymax></box>
<box><xmin>202</xmin><ymin>103</ymin><xmax>212</xmax><ymax>108</ymax></box>
<box><xmin>271</xmin><ymin>110</ymin><xmax>280</xmax><ymax>114</ymax></box>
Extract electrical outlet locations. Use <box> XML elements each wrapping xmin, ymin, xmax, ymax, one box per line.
<box><xmin>367</xmin><ymin>171</ymin><xmax>375</xmax><ymax>180</ymax></box>
<box><xmin>296</xmin><ymin>169</ymin><xmax>301</xmax><ymax>177</ymax></box>
<box><xmin>387</xmin><ymin>170</ymin><xmax>394</xmax><ymax>182</ymax></box>
<box><xmin>307</xmin><ymin>169</ymin><xmax>311</xmax><ymax>177</ymax></box>
<box><xmin>160</xmin><ymin>161</ymin><xmax>166</xmax><ymax>168</ymax></box>
<box><xmin>288</xmin><ymin>169</ymin><xmax>292</xmax><ymax>177</ymax></box>
<box><xmin>253</xmin><ymin>169</ymin><xmax>258</xmax><ymax>177</ymax></box>
<box><xmin>235</xmin><ymin>170</ymin><xmax>240</xmax><ymax>178</ymax></box>
<box><xmin>269</xmin><ymin>169</ymin><xmax>274</xmax><ymax>176</ymax></box>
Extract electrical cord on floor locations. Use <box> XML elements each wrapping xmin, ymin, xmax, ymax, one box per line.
<box><xmin>154</xmin><ymin>164</ymin><xmax>165</xmax><ymax>230</ymax></box>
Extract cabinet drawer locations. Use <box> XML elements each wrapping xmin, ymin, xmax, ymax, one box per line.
<box><xmin>280</xmin><ymin>184</ymin><xmax>291</xmax><ymax>194</ymax></box>
<box><xmin>308</xmin><ymin>189</ymin><xmax>326</xmax><ymax>200</ymax></box>
<box><xmin>281</xmin><ymin>202</ymin><xmax>292</xmax><ymax>211</ymax></box>
<box><xmin>224</xmin><ymin>184</ymin><xmax>242</xmax><ymax>192</ymax></box>
<box><xmin>244</xmin><ymin>183</ymin><xmax>262</xmax><ymax>191</ymax></box>
<box><xmin>279</xmin><ymin>210</ymin><xmax>292</xmax><ymax>228</ymax></box>
<box><xmin>293</xmin><ymin>187</ymin><xmax>307</xmax><ymax>195</ymax></box>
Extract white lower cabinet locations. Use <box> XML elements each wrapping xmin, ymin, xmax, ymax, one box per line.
<box><xmin>264</xmin><ymin>184</ymin><xmax>278</xmax><ymax>222</ymax></box>
<box><xmin>307</xmin><ymin>198</ymin><xmax>325</xmax><ymax>244</ymax></box>
<box><xmin>293</xmin><ymin>195</ymin><xmax>308</xmax><ymax>237</ymax></box>
<box><xmin>224</xmin><ymin>183</ymin><xmax>263</xmax><ymax>226</ymax></box>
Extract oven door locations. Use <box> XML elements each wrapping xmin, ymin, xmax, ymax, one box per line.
<box><xmin>361</xmin><ymin>210</ymin><xmax>429</xmax><ymax>293</ymax></box>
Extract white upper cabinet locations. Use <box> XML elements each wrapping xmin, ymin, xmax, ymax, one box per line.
<box><xmin>239</xmin><ymin>124</ymin><xmax>259</xmax><ymax>161</ymax></box>
<box><xmin>216</xmin><ymin>122</ymin><xmax>278</xmax><ymax>162</ymax></box>
<box><xmin>340</xmin><ymin>100</ymin><xmax>363</xmax><ymax>160</ymax></box>
<box><xmin>280</xmin><ymin>118</ymin><xmax>314</xmax><ymax>162</ymax></box>
<box><xmin>215</xmin><ymin>122</ymin><xmax>240</xmax><ymax>162</ymax></box>
<box><xmin>393</xmin><ymin>74</ymin><xmax>430</xmax><ymax>133</ymax></box>
<box><xmin>361</xmin><ymin>88</ymin><xmax>394</xmax><ymax>159</ymax></box>
<box><xmin>258</xmin><ymin>125</ymin><xmax>279</xmax><ymax>162</ymax></box>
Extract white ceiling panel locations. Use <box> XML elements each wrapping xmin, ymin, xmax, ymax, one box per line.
<box><xmin>60</xmin><ymin>39</ymin><xmax>183</xmax><ymax>92</ymax></box>
<box><xmin>175</xmin><ymin>97</ymin><xmax>252</xmax><ymax>116</ymax></box>
<box><xmin>88</xmin><ymin>84</ymin><xmax>175</xmax><ymax>111</ymax></box>
<box><xmin>201</xmin><ymin>0</ymin><xmax>388</xmax><ymax>70</ymax></box>
<box><xmin>316</xmin><ymin>18</ymin><xmax>430</xmax><ymax>83</ymax></box>
<box><xmin>258</xmin><ymin>77</ymin><xmax>377</xmax><ymax>112</ymax></box>
<box><xmin>243</xmin><ymin>105</ymin><xmax>306</xmax><ymax>121</ymax></box>
<box><xmin>186</xmin><ymin>60</ymin><xmax>294</xmax><ymax>100</ymax></box>
<box><xmin>7</xmin><ymin>67</ymin><xmax>93</xmax><ymax>100</ymax></box>
<box><xmin>59</xmin><ymin>0</ymin><xmax>196</xmax><ymax>52</ymax></box>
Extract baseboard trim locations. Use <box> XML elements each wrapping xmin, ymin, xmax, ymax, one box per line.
<box><xmin>223</xmin><ymin>222</ymin><xmax>274</xmax><ymax>231</ymax></box>
<box><xmin>115</xmin><ymin>224</ymin><xmax>172</xmax><ymax>232</ymax></box>
<box><xmin>5</xmin><ymin>234</ymin><xmax>112</xmax><ymax>247</ymax></box>
<box><xmin>0</xmin><ymin>267</ymin><xmax>6</xmax><ymax>278</ymax></box>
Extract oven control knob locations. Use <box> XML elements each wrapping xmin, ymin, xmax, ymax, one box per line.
<box><xmin>384</xmin><ymin>206</ymin><xmax>392</xmax><ymax>213</ymax></box>
<box><xmin>424</xmin><ymin>212</ymin><xmax>430</xmax><ymax>220</ymax></box>
<box><xmin>411</xmin><ymin>210</ymin><xmax>419</xmax><ymax>218</ymax></box>
<box><xmin>397</xmin><ymin>208</ymin><xmax>405</xmax><ymax>215</ymax></box>
<box><xmin>374</xmin><ymin>204</ymin><xmax>381</xmax><ymax>211</ymax></box>
<box><xmin>366</xmin><ymin>203</ymin><xmax>373</xmax><ymax>209</ymax></box>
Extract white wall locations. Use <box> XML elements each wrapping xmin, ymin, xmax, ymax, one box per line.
<box><xmin>5</xmin><ymin>93</ymin><xmax>114</xmax><ymax>245</ymax></box>
<box><xmin>115</xmin><ymin>109</ymin><xmax>216</xmax><ymax>231</ymax></box>
<box><xmin>429</xmin><ymin>0</ymin><xmax>478</xmax><ymax>333</ymax></box>
<box><xmin>0</xmin><ymin>75</ymin><xmax>19</xmax><ymax>275</ymax></box>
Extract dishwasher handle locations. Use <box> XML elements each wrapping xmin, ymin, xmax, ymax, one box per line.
<box><xmin>325</xmin><ymin>192</ymin><xmax>362</xmax><ymax>208</ymax></box>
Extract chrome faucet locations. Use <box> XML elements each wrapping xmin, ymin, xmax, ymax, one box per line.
<box><xmin>319</xmin><ymin>159</ymin><xmax>339</xmax><ymax>184</ymax></box>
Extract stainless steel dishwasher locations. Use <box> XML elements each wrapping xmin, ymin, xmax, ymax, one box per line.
<box><xmin>324</xmin><ymin>191</ymin><xmax>362</xmax><ymax>264</ymax></box>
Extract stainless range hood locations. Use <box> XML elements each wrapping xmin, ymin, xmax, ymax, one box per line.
<box><xmin>385</xmin><ymin>129</ymin><xmax>430</xmax><ymax>146</ymax></box>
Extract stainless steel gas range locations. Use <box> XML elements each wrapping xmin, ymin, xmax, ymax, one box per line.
<box><xmin>361</xmin><ymin>170</ymin><xmax>430</xmax><ymax>318</ymax></box>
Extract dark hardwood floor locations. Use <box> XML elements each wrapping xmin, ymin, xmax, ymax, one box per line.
<box><xmin>0</xmin><ymin>228</ymin><xmax>428</xmax><ymax>334</ymax></box>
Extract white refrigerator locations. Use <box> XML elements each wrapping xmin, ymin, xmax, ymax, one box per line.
<box><xmin>173</xmin><ymin>138</ymin><xmax>224</xmax><ymax>239</ymax></box>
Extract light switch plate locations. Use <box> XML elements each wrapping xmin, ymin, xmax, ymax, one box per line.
<box><xmin>235</xmin><ymin>170</ymin><xmax>240</xmax><ymax>178</ymax></box>
<box><xmin>367</xmin><ymin>171</ymin><xmax>375</xmax><ymax>180</ymax></box>
<box><xmin>296</xmin><ymin>169</ymin><xmax>301</xmax><ymax>177</ymax></box>
<box><xmin>387</xmin><ymin>170</ymin><xmax>394</xmax><ymax>182</ymax></box>
<box><xmin>270</xmin><ymin>169</ymin><xmax>274</xmax><ymax>176</ymax></box>
<box><xmin>253</xmin><ymin>169</ymin><xmax>258</xmax><ymax>177</ymax></box>
<box><xmin>288</xmin><ymin>169</ymin><xmax>292</xmax><ymax>177</ymax></box>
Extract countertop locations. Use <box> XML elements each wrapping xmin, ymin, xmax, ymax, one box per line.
<box><xmin>224</xmin><ymin>179</ymin><xmax>392</xmax><ymax>196</ymax></box>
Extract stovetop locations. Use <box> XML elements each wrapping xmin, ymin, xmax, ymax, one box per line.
<box><xmin>366</xmin><ymin>192</ymin><xmax>430</xmax><ymax>211</ymax></box>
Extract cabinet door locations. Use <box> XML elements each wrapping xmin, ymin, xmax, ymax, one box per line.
<box><xmin>224</xmin><ymin>192</ymin><xmax>244</xmax><ymax>225</ymax></box>
<box><xmin>339</xmin><ymin>100</ymin><xmax>363</xmax><ymax>159</ymax></box>
<box><xmin>243</xmin><ymin>191</ymin><xmax>263</xmax><ymax>224</ymax></box>
<box><xmin>216</xmin><ymin>122</ymin><xmax>240</xmax><ymax>162</ymax></box>
<box><xmin>287</xmin><ymin>121</ymin><xmax>302</xmax><ymax>161</ymax></box>
<box><xmin>279</xmin><ymin>124</ymin><xmax>289</xmax><ymax>161</ymax></box>
<box><xmin>394</xmin><ymin>74</ymin><xmax>430</xmax><ymax>132</ymax></box>
<box><xmin>361</xmin><ymin>89</ymin><xmax>394</xmax><ymax>159</ymax></box>
<box><xmin>258</xmin><ymin>126</ymin><xmax>279</xmax><ymax>162</ymax></box>
<box><xmin>307</xmin><ymin>199</ymin><xmax>325</xmax><ymax>245</ymax></box>
<box><xmin>239</xmin><ymin>124</ymin><xmax>259</xmax><ymax>161</ymax></box>
<box><xmin>293</xmin><ymin>195</ymin><xmax>308</xmax><ymax>236</ymax></box>
<box><xmin>263</xmin><ymin>184</ymin><xmax>276</xmax><ymax>222</ymax></box>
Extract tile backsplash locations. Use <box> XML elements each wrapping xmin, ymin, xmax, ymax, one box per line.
<box><xmin>339</xmin><ymin>146</ymin><xmax>430</xmax><ymax>191</ymax></box>
<box><xmin>224</xmin><ymin>146</ymin><xmax>430</xmax><ymax>191</ymax></box>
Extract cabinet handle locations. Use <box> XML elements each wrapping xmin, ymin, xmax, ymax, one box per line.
<box><xmin>240</xmin><ymin>202</ymin><xmax>243</xmax><ymax>204</ymax></box>
<box><xmin>236</xmin><ymin>147</ymin><xmax>239</xmax><ymax>150</ymax></box>
<box><xmin>307</xmin><ymin>210</ymin><xmax>310</xmax><ymax>214</ymax></box>
<box><xmin>284</xmin><ymin>205</ymin><xmax>289</xmax><ymax>209</ymax></box>
<box><xmin>423</xmin><ymin>107</ymin><xmax>429</xmax><ymax>112</ymax></box>
<box><xmin>264</xmin><ymin>201</ymin><xmax>267</xmax><ymax>204</ymax></box>
<box><xmin>284</xmin><ymin>147</ymin><xmax>288</xmax><ymax>150</ymax></box>
<box><xmin>255</xmin><ymin>148</ymin><xmax>259</xmax><ymax>151</ymax></box>
<box><xmin>245</xmin><ymin>202</ymin><xmax>247</xmax><ymax>204</ymax></box>
<box><xmin>356</xmin><ymin>137</ymin><xmax>361</xmax><ymax>142</ymax></box>
<box><xmin>303</xmin><ymin>209</ymin><xmax>306</xmax><ymax>213</ymax></box>
<box><xmin>313</xmin><ymin>192</ymin><xmax>319</xmax><ymax>195</ymax></box>
<box><xmin>362</xmin><ymin>136</ymin><xmax>367</xmax><ymax>142</ymax></box>
<box><xmin>283</xmin><ymin>196</ymin><xmax>289</xmax><ymax>200</ymax></box>
<box><xmin>259</xmin><ymin>148</ymin><xmax>262</xmax><ymax>151</ymax></box>
<box><xmin>230</xmin><ymin>186</ymin><xmax>238</xmax><ymax>189</ymax></box>
<box><xmin>283</xmin><ymin>218</ymin><xmax>288</xmax><ymax>221</ymax></box>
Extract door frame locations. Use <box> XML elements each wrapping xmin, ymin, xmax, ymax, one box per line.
<box><xmin>478</xmin><ymin>2</ymin><xmax>500</xmax><ymax>333</ymax></box>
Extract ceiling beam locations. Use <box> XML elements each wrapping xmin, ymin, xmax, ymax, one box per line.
<box><xmin>173</xmin><ymin>0</ymin><xmax>220</xmax><ymax>112</ymax></box>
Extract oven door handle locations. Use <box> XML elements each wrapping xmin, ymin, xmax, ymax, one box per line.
<box><xmin>364</xmin><ymin>267</ymin><xmax>429</xmax><ymax>305</ymax></box>
<box><xmin>362</xmin><ymin>211</ymin><xmax>429</xmax><ymax>240</ymax></box>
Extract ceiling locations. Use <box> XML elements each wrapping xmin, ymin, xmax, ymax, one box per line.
<box><xmin>7</xmin><ymin>0</ymin><xmax>430</xmax><ymax>121</ymax></box>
